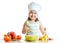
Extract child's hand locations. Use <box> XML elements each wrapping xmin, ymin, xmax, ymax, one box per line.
<box><xmin>27</xmin><ymin>27</ymin><xmax>31</xmax><ymax>32</ymax></box>
<box><xmin>22</xmin><ymin>22</ymin><xmax>30</xmax><ymax>34</ymax></box>
<box><xmin>26</xmin><ymin>27</ymin><xmax>31</xmax><ymax>32</ymax></box>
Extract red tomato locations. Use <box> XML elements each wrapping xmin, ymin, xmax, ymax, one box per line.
<box><xmin>10</xmin><ymin>31</ymin><xmax>16</xmax><ymax>39</ymax></box>
<box><xmin>4</xmin><ymin>34</ymin><xmax>11</xmax><ymax>42</ymax></box>
<box><xmin>10</xmin><ymin>31</ymin><xmax>16</xmax><ymax>36</ymax></box>
<box><xmin>13</xmin><ymin>35</ymin><xmax>17</xmax><ymax>41</ymax></box>
<box><xmin>17</xmin><ymin>35</ymin><xmax>21</xmax><ymax>40</ymax></box>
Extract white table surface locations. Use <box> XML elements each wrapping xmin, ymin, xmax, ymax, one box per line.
<box><xmin>0</xmin><ymin>39</ymin><xmax>59</xmax><ymax>43</ymax></box>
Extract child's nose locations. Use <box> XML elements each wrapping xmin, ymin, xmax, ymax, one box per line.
<box><xmin>32</xmin><ymin>14</ymin><xmax>34</xmax><ymax>16</ymax></box>
<box><xmin>32</xmin><ymin>13</ymin><xmax>34</xmax><ymax>16</ymax></box>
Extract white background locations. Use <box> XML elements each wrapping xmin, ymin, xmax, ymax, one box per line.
<box><xmin>0</xmin><ymin>0</ymin><xmax>60</xmax><ymax>40</ymax></box>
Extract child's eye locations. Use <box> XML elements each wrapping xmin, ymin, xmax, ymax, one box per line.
<box><xmin>31</xmin><ymin>16</ymin><xmax>32</xmax><ymax>17</ymax></box>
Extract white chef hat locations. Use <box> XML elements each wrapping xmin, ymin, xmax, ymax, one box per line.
<box><xmin>28</xmin><ymin>2</ymin><xmax>41</xmax><ymax>12</ymax></box>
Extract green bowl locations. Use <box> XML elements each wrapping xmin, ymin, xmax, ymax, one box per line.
<box><xmin>25</xmin><ymin>35</ymin><xmax>38</xmax><ymax>42</ymax></box>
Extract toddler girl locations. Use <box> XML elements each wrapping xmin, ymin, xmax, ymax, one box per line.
<box><xmin>22</xmin><ymin>2</ymin><xmax>52</xmax><ymax>41</ymax></box>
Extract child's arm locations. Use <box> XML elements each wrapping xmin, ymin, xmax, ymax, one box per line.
<box><xmin>22</xmin><ymin>21</ymin><xmax>29</xmax><ymax>34</ymax></box>
<box><xmin>40</xmin><ymin>21</ymin><xmax>45</xmax><ymax>35</ymax></box>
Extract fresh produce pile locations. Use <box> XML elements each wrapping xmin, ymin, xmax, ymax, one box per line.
<box><xmin>4</xmin><ymin>31</ymin><xmax>21</xmax><ymax>42</ymax></box>
<box><xmin>4</xmin><ymin>31</ymin><xmax>52</xmax><ymax>42</ymax></box>
<box><xmin>39</xmin><ymin>34</ymin><xmax>48</xmax><ymax>42</ymax></box>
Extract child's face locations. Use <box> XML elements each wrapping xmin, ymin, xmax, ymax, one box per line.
<box><xmin>29</xmin><ymin>10</ymin><xmax>38</xmax><ymax>21</ymax></box>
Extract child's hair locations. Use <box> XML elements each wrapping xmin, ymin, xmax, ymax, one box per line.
<box><xmin>28</xmin><ymin>17</ymin><xmax>39</xmax><ymax>22</ymax></box>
